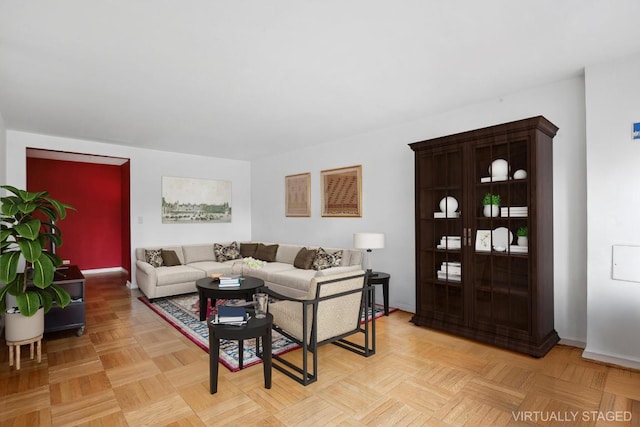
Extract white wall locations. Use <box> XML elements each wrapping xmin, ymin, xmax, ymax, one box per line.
<box><xmin>5</xmin><ymin>131</ymin><xmax>252</xmax><ymax>285</ymax></box>
<box><xmin>252</xmin><ymin>77</ymin><xmax>588</xmax><ymax>343</ymax></box>
<box><xmin>583</xmin><ymin>53</ymin><xmax>640</xmax><ymax>369</ymax></box>
<box><xmin>0</xmin><ymin>112</ymin><xmax>6</xmax><ymax>187</ymax></box>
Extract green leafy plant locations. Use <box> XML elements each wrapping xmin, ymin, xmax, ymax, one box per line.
<box><xmin>482</xmin><ymin>193</ymin><xmax>501</xmax><ymax>206</ymax></box>
<box><xmin>0</xmin><ymin>185</ymin><xmax>75</xmax><ymax>316</ymax></box>
<box><xmin>517</xmin><ymin>226</ymin><xmax>528</xmax><ymax>237</ymax></box>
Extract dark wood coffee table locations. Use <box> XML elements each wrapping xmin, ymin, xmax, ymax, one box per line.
<box><xmin>195</xmin><ymin>276</ymin><xmax>265</xmax><ymax>321</ymax></box>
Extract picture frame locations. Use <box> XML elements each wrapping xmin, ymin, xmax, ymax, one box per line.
<box><xmin>320</xmin><ymin>165</ymin><xmax>362</xmax><ymax>217</ymax></box>
<box><xmin>475</xmin><ymin>229</ymin><xmax>492</xmax><ymax>252</ymax></box>
<box><xmin>161</xmin><ymin>176</ymin><xmax>232</xmax><ymax>223</ymax></box>
<box><xmin>285</xmin><ymin>172</ymin><xmax>311</xmax><ymax>217</ymax></box>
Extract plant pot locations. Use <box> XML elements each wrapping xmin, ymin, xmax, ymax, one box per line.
<box><xmin>517</xmin><ymin>236</ymin><xmax>528</xmax><ymax>247</ymax></box>
<box><xmin>483</xmin><ymin>204</ymin><xmax>500</xmax><ymax>217</ymax></box>
<box><xmin>4</xmin><ymin>307</ymin><xmax>44</xmax><ymax>342</ymax></box>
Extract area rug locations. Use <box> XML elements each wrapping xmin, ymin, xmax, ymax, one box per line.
<box><xmin>139</xmin><ymin>293</ymin><xmax>392</xmax><ymax>372</ymax></box>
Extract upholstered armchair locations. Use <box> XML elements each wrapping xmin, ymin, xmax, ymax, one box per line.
<box><xmin>263</xmin><ymin>270</ymin><xmax>375</xmax><ymax>385</ymax></box>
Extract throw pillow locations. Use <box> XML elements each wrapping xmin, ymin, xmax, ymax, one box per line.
<box><xmin>240</xmin><ymin>242</ymin><xmax>258</xmax><ymax>258</ymax></box>
<box><xmin>161</xmin><ymin>249</ymin><xmax>181</xmax><ymax>266</ymax></box>
<box><xmin>254</xmin><ymin>243</ymin><xmax>279</xmax><ymax>262</ymax></box>
<box><xmin>293</xmin><ymin>247</ymin><xmax>317</xmax><ymax>270</ymax></box>
<box><xmin>312</xmin><ymin>248</ymin><xmax>343</xmax><ymax>270</ymax></box>
<box><xmin>145</xmin><ymin>249</ymin><xmax>164</xmax><ymax>267</ymax></box>
<box><xmin>214</xmin><ymin>242</ymin><xmax>242</xmax><ymax>262</ymax></box>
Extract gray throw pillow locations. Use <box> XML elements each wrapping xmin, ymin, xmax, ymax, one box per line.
<box><xmin>293</xmin><ymin>247</ymin><xmax>317</xmax><ymax>270</ymax></box>
<box><xmin>254</xmin><ymin>243</ymin><xmax>279</xmax><ymax>262</ymax></box>
<box><xmin>161</xmin><ymin>249</ymin><xmax>181</xmax><ymax>266</ymax></box>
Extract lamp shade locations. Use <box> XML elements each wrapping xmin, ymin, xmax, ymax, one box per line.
<box><xmin>353</xmin><ymin>233</ymin><xmax>385</xmax><ymax>250</ymax></box>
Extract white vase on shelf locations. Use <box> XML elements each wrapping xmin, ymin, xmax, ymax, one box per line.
<box><xmin>483</xmin><ymin>204</ymin><xmax>499</xmax><ymax>217</ymax></box>
<box><xmin>517</xmin><ymin>236</ymin><xmax>528</xmax><ymax>246</ymax></box>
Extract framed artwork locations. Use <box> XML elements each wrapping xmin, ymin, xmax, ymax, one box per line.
<box><xmin>161</xmin><ymin>176</ymin><xmax>232</xmax><ymax>223</ymax></box>
<box><xmin>285</xmin><ymin>172</ymin><xmax>311</xmax><ymax>217</ymax></box>
<box><xmin>320</xmin><ymin>165</ymin><xmax>362</xmax><ymax>217</ymax></box>
<box><xmin>475</xmin><ymin>230</ymin><xmax>492</xmax><ymax>252</ymax></box>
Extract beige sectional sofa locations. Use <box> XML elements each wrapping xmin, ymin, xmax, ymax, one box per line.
<box><xmin>135</xmin><ymin>242</ymin><xmax>363</xmax><ymax>301</ymax></box>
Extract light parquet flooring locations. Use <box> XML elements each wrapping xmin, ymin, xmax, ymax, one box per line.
<box><xmin>1</xmin><ymin>272</ymin><xmax>638</xmax><ymax>426</ymax></box>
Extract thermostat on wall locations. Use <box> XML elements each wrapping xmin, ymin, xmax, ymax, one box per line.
<box><xmin>633</xmin><ymin>122</ymin><xmax>640</xmax><ymax>140</ymax></box>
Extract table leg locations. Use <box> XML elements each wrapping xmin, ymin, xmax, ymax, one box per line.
<box><xmin>199</xmin><ymin>289</ymin><xmax>207</xmax><ymax>321</ymax></box>
<box><xmin>263</xmin><ymin>331</ymin><xmax>272</xmax><ymax>389</ymax></box>
<box><xmin>382</xmin><ymin>278</ymin><xmax>390</xmax><ymax>315</ymax></box>
<box><xmin>209</xmin><ymin>332</ymin><xmax>220</xmax><ymax>394</ymax></box>
<box><xmin>238</xmin><ymin>340</ymin><xmax>244</xmax><ymax>369</ymax></box>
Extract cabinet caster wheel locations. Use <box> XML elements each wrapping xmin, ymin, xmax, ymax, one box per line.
<box><xmin>77</xmin><ymin>327</ymin><xmax>85</xmax><ymax>337</ymax></box>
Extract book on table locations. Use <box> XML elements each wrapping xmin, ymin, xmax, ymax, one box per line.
<box><xmin>215</xmin><ymin>306</ymin><xmax>248</xmax><ymax>323</ymax></box>
<box><xmin>218</xmin><ymin>274</ymin><xmax>241</xmax><ymax>287</ymax></box>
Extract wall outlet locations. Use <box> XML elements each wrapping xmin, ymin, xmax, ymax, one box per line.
<box><xmin>62</xmin><ymin>259</ymin><xmax>71</xmax><ymax>265</ymax></box>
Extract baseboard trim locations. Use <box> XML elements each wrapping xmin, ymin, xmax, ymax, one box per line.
<box><xmin>558</xmin><ymin>338</ymin><xmax>586</xmax><ymax>349</ymax></box>
<box><xmin>582</xmin><ymin>349</ymin><xmax>640</xmax><ymax>371</ymax></box>
<box><xmin>81</xmin><ymin>267</ymin><xmax>128</xmax><ymax>275</ymax></box>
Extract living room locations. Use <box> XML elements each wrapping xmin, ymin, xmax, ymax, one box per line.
<box><xmin>1</xmin><ymin>2</ymin><xmax>640</xmax><ymax>422</ymax></box>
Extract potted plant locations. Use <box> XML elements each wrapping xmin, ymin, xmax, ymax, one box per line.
<box><xmin>516</xmin><ymin>226</ymin><xmax>528</xmax><ymax>246</ymax></box>
<box><xmin>0</xmin><ymin>185</ymin><xmax>74</xmax><ymax>341</ymax></box>
<box><xmin>482</xmin><ymin>193</ymin><xmax>500</xmax><ymax>217</ymax></box>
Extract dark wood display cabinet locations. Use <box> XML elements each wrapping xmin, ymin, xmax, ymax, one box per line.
<box><xmin>409</xmin><ymin>116</ymin><xmax>559</xmax><ymax>357</ymax></box>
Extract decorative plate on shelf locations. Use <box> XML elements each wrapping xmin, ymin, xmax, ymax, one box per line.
<box><xmin>492</xmin><ymin>227</ymin><xmax>513</xmax><ymax>249</ymax></box>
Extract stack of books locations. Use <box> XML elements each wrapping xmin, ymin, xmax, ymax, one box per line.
<box><xmin>509</xmin><ymin>245</ymin><xmax>528</xmax><ymax>254</ymax></box>
<box><xmin>211</xmin><ymin>305</ymin><xmax>249</xmax><ymax>325</ymax></box>
<box><xmin>436</xmin><ymin>236</ymin><xmax>461</xmax><ymax>249</ymax></box>
<box><xmin>433</xmin><ymin>211</ymin><xmax>460</xmax><ymax>218</ymax></box>
<box><xmin>218</xmin><ymin>274</ymin><xmax>241</xmax><ymax>287</ymax></box>
<box><xmin>437</xmin><ymin>261</ymin><xmax>461</xmax><ymax>282</ymax></box>
<box><xmin>500</xmin><ymin>206</ymin><xmax>528</xmax><ymax>217</ymax></box>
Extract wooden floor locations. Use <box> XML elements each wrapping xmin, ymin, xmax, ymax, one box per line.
<box><xmin>1</xmin><ymin>272</ymin><xmax>638</xmax><ymax>426</ymax></box>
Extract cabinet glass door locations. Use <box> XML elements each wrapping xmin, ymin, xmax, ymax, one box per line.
<box><xmin>416</xmin><ymin>146</ymin><xmax>465</xmax><ymax>325</ymax></box>
<box><xmin>471</xmin><ymin>138</ymin><xmax>531</xmax><ymax>334</ymax></box>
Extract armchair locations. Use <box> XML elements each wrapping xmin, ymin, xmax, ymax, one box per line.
<box><xmin>263</xmin><ymin>270</ymin><xmax>375</xmax><ymax>386</ymax></box>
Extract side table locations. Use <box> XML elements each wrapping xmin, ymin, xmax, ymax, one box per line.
<box><xmin>207</xmin><ymin>313</ymin><xmax>273</xmax><ymax>394</ymax></box>
<box><xmin>366</xmin><ymin>272</ymin><xmax>390</xmax><ymax>315</ymax></box>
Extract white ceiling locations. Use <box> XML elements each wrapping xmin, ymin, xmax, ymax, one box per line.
<box><xmin>2</xmin><ymin>1</ymin><xmax>640</xmax><ymax>161</ymax></box>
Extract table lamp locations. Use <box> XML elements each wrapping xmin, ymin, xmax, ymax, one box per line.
<box><xmin>353</xmin><ymin>232</ymin><xmax>385</xmax><ymax>274</ymax></box>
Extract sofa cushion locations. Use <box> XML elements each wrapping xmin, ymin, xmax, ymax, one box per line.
<box><xmin>214</xmin><ymin>241</ymin><xmax>242</xmax><ymax>262</ymax></box>
<box><xmin>312</xmin><ymin>248</ymin><xmax>343</xmax><ymax>270</ymax></box>
<box><xmin>293</xmin><ymin>247</ymin><xmax>317</xmax><ymax>270</ymax></box>
<box><xmin>267</xmin><ymin>268</ymin><xmax>317</xmax><ymax>294</ymax></box>
<box><xmin>161</xmin><ymin>249</ymin><xmax>181</xmax><ymax>266</ymax></box>
<box><xmin>183</xmin><ymin>244</ymin><xmax>215</xmax><ymax>264</ymax></box>
<box><xmin>255</xmin><ymin>243</ymin><xmax>279</xmax><ymax>262</ymax></box>
<box><xmin>145</xmin><ymin>249</ymin><xmax>164</xmax><ymax>267</ymax></box>
<box><xmin>276</xmin><ymin>244</ymin><xmax>304</xmax><ymax>264</ymax></box>
<box><xmin>156</xmin><ymin>265</ymin><xmax>206</xmax><ymax>286</ymax></box>
<box><xmin>244</xmin><ymin>262</ymin><xmax>294</xmax><ymax>281</ymax></box>
<box><xmin>240</xmin><ymin>242</ymin><xmax>258</xmax><ymax>258</ymax></box>
<box><xmin>188</xmin><ymin>261</ymin><xmax>233</xmax><ymax>275</ymax></box>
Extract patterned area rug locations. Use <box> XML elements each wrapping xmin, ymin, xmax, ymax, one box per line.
<box><xmin>139</xmin><ymin>293</ymin><xmax>391</xmax><ymax>372</ymax></box>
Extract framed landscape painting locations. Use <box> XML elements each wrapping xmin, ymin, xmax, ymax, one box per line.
<box><xmin>285</xmin><ymin>172</ymin><xmax>311</xmax><ymax>217</ymax></box>
<box><xmin>162</xmin><ymin>176</ymin><xmax>232</xmax><ymax>223</ymax></box>
<box><xmin>320</xmin><ymin>165</ymin><xmax>362</xmax><ymax>217</ymax></box>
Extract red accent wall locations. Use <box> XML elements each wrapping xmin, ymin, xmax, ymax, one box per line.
<box><xmin>27</xmin><ymin>158</ymin><xmax>128</xmax><ymax>272</ymax></box>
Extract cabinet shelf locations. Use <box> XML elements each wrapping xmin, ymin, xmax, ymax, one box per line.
<box><xmin>410</xmin><ymin>116</ymin><xmax>559</xmax><ymax>357</ymax></box>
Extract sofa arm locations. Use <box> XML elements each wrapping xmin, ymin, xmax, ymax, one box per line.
<box><xmin>136</xmin><ymin>260</ymin><xmax>158</xmax><ymax>299</ymax></box>
<box><xmin>314</xmin><ymin>265</ymin><xmax>361</xmax><ymax>277</ymax></box>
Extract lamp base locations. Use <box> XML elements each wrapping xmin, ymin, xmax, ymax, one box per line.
<box><xmin>365</xmin><ymin>269</ymin><xmax>378</xmax><ymax>277</ymax></box>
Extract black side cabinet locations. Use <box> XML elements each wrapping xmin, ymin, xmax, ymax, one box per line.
<box><xmin>46</xmin><ymin>265</ymin><xmax>86</xmax><ymax>336</ymax></box>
